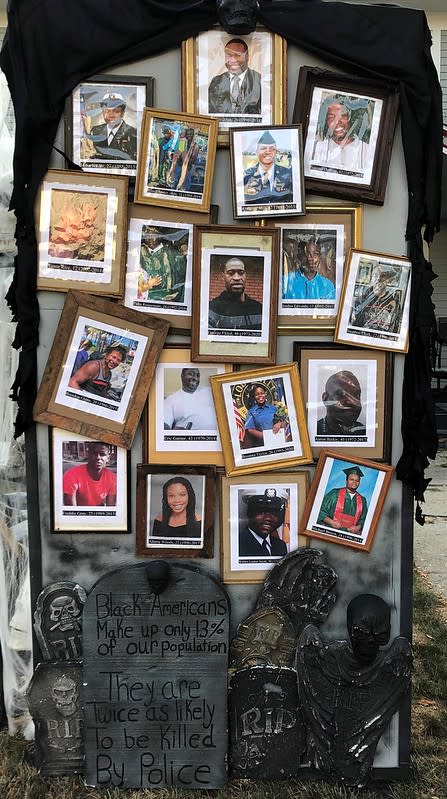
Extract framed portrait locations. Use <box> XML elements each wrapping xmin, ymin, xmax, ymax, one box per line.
<box><xmin>182</xmin><ymin>28</ymin><xmax>286</xmax><ymax>147</ymax></box>
<box><xmin>220</xmin><ymin>471</ymin><xmax>309</xmax><ymax>583</ymax></box>
<box><xmin>210</xmin><ymin>363</ymin><xmax>312</xmax><ymax>477</ymax></box>
<box><xmin>36</xmin><ymin>169</ymin><xmax>128</xmax><ymax>296</ymax></box>
<box><xmin>50</xmin><ymin>428</ymin><xmax>130</xmax><ymax>533</ymax></box>
<box><xmin>300</xmin><ymin>451</ymin><xmax>394</xmax><ymax>552</ymax></box>
<box><xmin>143</xmin><ymin>345</ymin><xmax>233</xmax><ymax>467</ymax></box>
<box><xmin>230</xmin><ymin>125</ymin><xmax>305</xmax><ymax>220</ymax></box>
<box><xmin>276</xmin><ymin>204</ymin><xmax>362</xmax><ymax>331</ymax></box>
<box><xmin>33</xmin><ymin>291</ymin><xmax>169</xmax><ymax>449</ymax></box>
<box><xmin>293</xmin><ymin>342</ymin><xmax>393</xmax><ymax>461</ymax></box>
<box><xmin>134</xmin><ymin>108</ymin><xmax>218</xmax><ymax>213</ymax></box>
<box><xmin>65</xmin><ymin>74</ymin><xmax>153</xmax><ymax>179</ymax></box>
<box><xmin>293</xmin><ymin>66</ymin><xmax>399</xmax><ymax>204</ymax></box>
<box><xmin>191</xmin><ymin>224</ymin><xmax>280</xmax><ymax>364</ymax></box>
<box><xmin>334</xmin><ymin>249</ymin><xmax>412</xmax><ymax>353</ymax></box>
<box><xmin>135</xmin><ymin>465</ymin><xmax>215</xmax><ymax>558</ymax></box>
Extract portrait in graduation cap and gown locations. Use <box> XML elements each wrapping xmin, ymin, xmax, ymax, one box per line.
<box><xmin>243</xmin><ymin>130</ymin><xmax>293</xmax><ymax>205</ymax></box>
<box><xmin>317</xmin><ymin>466</ymin><xmax>368</xmax><ymax>535</ymax></box>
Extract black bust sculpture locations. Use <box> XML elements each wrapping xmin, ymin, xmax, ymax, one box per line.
<box><xmin>296</xmin><ymin>593</ymin><xmax>413</xmax><ymax>787</ymax></box>
<box><xmin>216</xmin><ymin>0</ymin><xmax>260</xmax><ymax>34</ymax></box>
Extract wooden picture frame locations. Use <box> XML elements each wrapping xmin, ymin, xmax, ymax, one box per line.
<box><xmin>230</xmin><ymin>124</ymin><xmax>305</xmax><ymax>219</ymax></box>
<box><xmin>220</xmin><ymin>470</ymin><xmax>310</xmax><ymax>583</ymax></box>
<box><xmin>50</xmin><ymin>428</ymin><xmax>130</xmax><ymax>533</ymax></box>
<box><xmin>293</xmin><ymin>342</ymin><xmax>393</xmax><ymax>462</ymax></box>
<box><xmin>276</xmin><ymin>203</ymin><xmax>362</xmax><ymax>331</ymax></box>
<box><xmin>293</xmin><ymin>66</ymin><xmax>399</xmax><ymax>205</ymax></box>
<box><xmin>182</xmin><ymin>28</ymin><xmax>286</xmax><ymax>148</ymax></box>
<box><xmin>334</xmin><ymin>248</ymin><xmax>412</xmax><ymax>353</ymax></box>
<box><xmin>191</xmin><ymin>224</ymin><xmax>280</xmax><ymax>364</ymax></box>
<box><xmin>143</xmin><ymin>345</ymin><xmax>233</xmax><ymax>467</ymax></box>
<box><xmin>33</xmin><ymin>291</ymin><xmax>169</xmax><ymax>449</ymax></box>
<box><xmin>134</xmin><ymin>108</ymin><xmax>218</xmax><ymax>213</ymax></box>
<box><xmin>64</xmin><ymin>73</ymin><xmax>153</xmax><ymax>179</ymax></box>
<box><xmin>210</xmin><ymin>363</ymin><xmax>312</xmax><ymax>477</ymax></box>
<box><xmin>135</xmin><ymin>465</ymin><xmax>216</xmax><ymax>558</ymax></box>
<box><xmin>36</xmin><ymin>169</ymin><xmax>128</xmax><ymax>296</ymax></box>
<box><xmin>300</xmin><ymin>451</ymin><xmax>394</xmax><ymax>552</ymax></box>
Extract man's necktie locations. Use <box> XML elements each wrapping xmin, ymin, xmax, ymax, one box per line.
<box><xmin>231</xmin><ymin>75</ymin><xmax>240</xmax><ymax>105</ymax></box>
<box><xmin>261</xmin><ymin>539</ymin><xmax>270</xmax><ymax>554</ymax></box>
<box><xmin>107</xmin><ymin>131</ymin><xmax>114</xmax><ymax>145</ymax></box>
<box><xmin>261</xmin><ymin>170</ymin><xmax>270</xmax><ymax>188</ymax></box>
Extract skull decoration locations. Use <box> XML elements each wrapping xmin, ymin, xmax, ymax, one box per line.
<box><xmin>49</xmin><ymin>595</ymin><xmax>82</xmax><ymax>632</ymax></box>
<box><xmin>216</xmin><ymin>0</ymin><xmax>260</xmax><ymax>35</ymax></box>
<box><xmin>347</xmin><ymin>593</ymin><xmax>391</xmax><ymax>665</ymax></box>
<box><xmin>51</xmin><ymin>675</ymin><xmax>78</xmax><ymax>717</ymax></box>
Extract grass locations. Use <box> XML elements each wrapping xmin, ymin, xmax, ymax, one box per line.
<box><xmin>1</xmin><ymin>568</ymin><xmax>446</xmax><ymax>799</ymax></box>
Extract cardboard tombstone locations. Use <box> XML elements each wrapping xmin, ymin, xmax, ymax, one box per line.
<box><xmin>34</xmin><ymin>581</ymin><xmax>87</xmax><ymax>661</ymax></box>
<box><xmin>82</xmin><ymin>560</ymin><xmax>230</xmax><ymax>789</ymax></box>
<box><xmin>27</xmin><ymin>661</ymin><xmax>84</xmax><ymax>775</ymax></box>
<box><xmin>296</xmin><ymin>594</ymin><xmax>413</xmax><ymax>787</ymax></box>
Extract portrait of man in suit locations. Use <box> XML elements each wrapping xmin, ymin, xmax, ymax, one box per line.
<box><xmin>238</xmin><ymin>488</ymin><xmax>288</xmax><ymax>558</ymax></box>
<box><xmin>208</xmin><ymin>37</ymin><xmax>261</xmax><ymax>115</ymax></box>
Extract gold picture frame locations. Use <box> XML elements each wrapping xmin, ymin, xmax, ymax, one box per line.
<box><xmin>123</xmin><ymin>203</ymin><xmax>213</xmax><ymax>331</ymax></box>
<box><xmin>134</xmin><ymin>108</ymin><xmax>218</xmax><ymax>213</ymax></box>
<box><xmin>33</xmin><ymin>290</ymin><xmax>169</xmax><ymax>449</ymax></box>
<box><xmin>334</xmin><ymin>248</ymin><xmax>412</xmax><ymax>353</ymax></box>
<box><xmin>191</xmin><ymin>224</ymin><xmax>280</xmax><ymax>365</ymax></box>
<box><xmin>210</xmin><ymin>363</ymin><xmax>312</xmax><ymax>477</ymax></box>
<box><xmin>182</xmin><ymin>28</ymin><xmax>286</xmax><ymax>148</ymax></box>
<box><xmin>36</xmin><ymin>169</ymin><xmax>128</xmax><ymax>297</ymax></box>
<box><xmin>275</xmin><ymin>203</ymin><xmax>363</xmax><ymax>332</ymax></box>
<box><xmin>143</xmin><ymin>344</ymin><xmax>233</xmax><ymax>467</ymax></box>
<box><xmin>293</xmin><ymin>342</ymin><xmax>393</xmax><ymax>462</ymax></box>
<box><xmin>220</xmin><ymin>470</ymin><xmax>310</xmax><ymax>584</ymax></box>
<box><xmin>300</xmin><ymin>450</ymin><xmax>394</xmax><ymax>553</ymax></box>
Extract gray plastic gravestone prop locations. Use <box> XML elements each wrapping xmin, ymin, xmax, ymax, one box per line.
<box><xmin>26</xmin><ymin>662</ymin><xmax>84</xmax><ymax>775</ymax></box>
<box><xmin>229</xmin><ymin>665</ymin><xmax>304</xmax><ymax>779</ymax></box>
<box><xmin>34</xmin><ymin>581</ymin><xmax>87</xmax><ymax>661</ymax></box>
<box><xmin>82</xmin><ymin>561</ymin><xmax>230</xmax><ymax>789</ymax></box>
<box><xmin>296</xmin><ymin>594</ymin><xmax>413</xmax><ymax>787</ymax></box>
<box><xmin>229</xmin><ymin>548</ymin><xmax>338</xmax><ymax>778</ymax></box>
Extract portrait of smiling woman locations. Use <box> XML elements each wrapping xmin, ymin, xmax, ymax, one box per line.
<box><xmin>152</xmin><ymin>476</ymin><xmax>202</xmax><ymax>539</ymax></box>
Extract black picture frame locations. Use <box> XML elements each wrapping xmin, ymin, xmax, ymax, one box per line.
<box><xmin>293</xmin><ymin>66</ymin><xmax>399</xmax><ymax>205</ymax></box>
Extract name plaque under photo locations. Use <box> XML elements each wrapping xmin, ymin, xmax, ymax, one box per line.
<box><xmin>82</xmin><ymin>561</ymin><xmax>230</xmax><ymax>789</ymax></box>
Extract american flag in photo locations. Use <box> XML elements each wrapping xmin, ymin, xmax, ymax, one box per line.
<box><xmin>233</xmin><ymin>399</ymin><xmax>245</xmax><ymax>442</ymax></box>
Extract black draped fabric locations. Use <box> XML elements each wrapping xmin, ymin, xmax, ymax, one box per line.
<box><xmin>0</xmin><ymin>0</ymin><xmax>443</xmax><ymax>505</ymax></box>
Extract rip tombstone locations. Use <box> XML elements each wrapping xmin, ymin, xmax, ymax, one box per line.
<box><xmin>82</xmin><ymin>561</ymin><xmax>230</xmax><ymax>789</ymax></box>
<box><xmin>34</xmin><ymin>581</ymin><xmax>87</xmax><ymax>661</ymax></box>
<box><xmin>27</xmin><ymin>662</ymin><xmax>84</xmax><ymax>775</ymax></box>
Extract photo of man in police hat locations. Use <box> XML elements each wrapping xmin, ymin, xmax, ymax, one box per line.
<box><xmin>317</xmin><ymin>465</ymin><xmax>368</xmax><ymax>535</ymax></box>
<box><xmin>88</xmin><ymin>90</ymin><xmax>137</xmax><ymax>161</ymax></box>
<box><xmin>243</xmin><ymin>129</ymin><xmax>293</xmax><ymax>206</ymax></box>
<box><xmin>238</xmin><ymin>487</ymin><xmax>288</xmax><ymax>557</ymax></box>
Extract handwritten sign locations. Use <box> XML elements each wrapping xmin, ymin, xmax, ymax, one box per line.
<box><xmin>82</xmin><ymin>561</ymin><xmax>229</xmax><ymax>788</ymax></box>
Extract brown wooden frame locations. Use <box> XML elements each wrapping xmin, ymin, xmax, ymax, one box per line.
<box><xmin>136</xmin><ymin>465</ymin><xmax>216</xmax><ymax>558</ymax></box>
<box><xmin>300</xmin><ymin>450</ymin><xmax>394</xmax><ymax>553</ymax></box>
<box><xmin>191</xmin><ymin>224</ymin><xmax>280</xmax><ymax>365</ymax></box>
<box><xmin>33</xmin><ymin>290</ymin><xmax>169</xmax><ymax>449</ymax></box>
<box><xmin>293</xmin><ymin>66</ymin><xmax>399</xmax><ymax>205</ymax></box>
